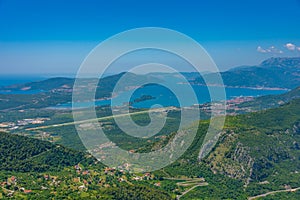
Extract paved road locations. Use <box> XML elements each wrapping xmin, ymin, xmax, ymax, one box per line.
<box><xmin>248</xmin><ymin>187</ymin><xmax>300</xmax><ymax>200</ymax></box>
<box><xmin>162</xmin><ymin>177</ymin><xmax>208</xmax><ymax>200</ymax></box>
<box><xmin>176</xmin><ymin>182</ymin><xmax>208</xmax><ymax>200</ymax></box>
<box><xmin>26</xmin><ymin>107</ymin><xmax>178</xmax><ymax>131</ymax></box>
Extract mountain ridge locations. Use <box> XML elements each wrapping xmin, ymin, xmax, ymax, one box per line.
<box><xmin>192</xmin><ymin>57</ymin><xmax>300</xmax><ymax>89</ymax></box>
<box><xmin>2</xmin><ymin>57</ymin><xmax>300</xmax><ymax>92</ymax></box>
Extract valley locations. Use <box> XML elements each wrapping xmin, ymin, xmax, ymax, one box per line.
<box><xmin>0</xmin><ymin>57</ymin><xmax>300</xmax><ymax>199</ymax></box>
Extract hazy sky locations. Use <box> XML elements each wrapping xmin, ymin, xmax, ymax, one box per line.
<box><xmin>1</xmin><ymin>0</ymin><xmax>300</xmax><ymax>75</ymax></box>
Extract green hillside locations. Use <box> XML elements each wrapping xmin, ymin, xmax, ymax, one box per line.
<box><xmin>1</xmin><ymin>77</ymin><xmax>74</xmax><ymax>91</ymax></box>
<box><xmin>148</xmin><ymin>98</ymin><xmax>300</xmax><ymax>199</ymax></box>
<box><xmin>0</xmin><ymin>98</ymin><xmax>300</xmax><ymax>199</ymax></box>
<box><xmin>0</xmin><ymin>132</ymin><xmax>174</xmax><ymax>199</ymax></box>
<box><xmin>0</xmin><ymin>132</ymin><xmax>95</xmax><ymax>172</ymax></box>
<box><xmin>238</xmin><ymin>86</ymin><xmax>300</xmax><ymax>110</ymax></box>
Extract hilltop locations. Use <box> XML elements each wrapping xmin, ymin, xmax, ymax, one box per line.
<box><xmin>0</xmin><ymin>131</ymin><xmax>95</xmax><ymax>172</ymax></box>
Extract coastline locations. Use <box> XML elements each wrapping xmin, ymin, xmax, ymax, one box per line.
<box><xmin>185</xmin><ymin>83</ymin><xmax>290</xmax><ymax>91</ymax></box>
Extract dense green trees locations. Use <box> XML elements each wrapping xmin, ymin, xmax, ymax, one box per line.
<box><xmin>0</xmin><ymin>132</ymin><xmax>95</xmax><ymax>172</ymax></box>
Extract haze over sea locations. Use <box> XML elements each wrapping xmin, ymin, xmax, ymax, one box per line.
<box><xmin>0</xmin><ymin>75</ymin><xmax>46</xmax><ymax>87</ymax></box>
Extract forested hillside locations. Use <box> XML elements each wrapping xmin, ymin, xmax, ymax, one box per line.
<box><xmin>0</xmin><ymin>132</ymin><xmax>95</xmax><ymax>172</ymax></box>
<box><xmin>149</xmin><ymin>98</ymin><xmax>300</xmax><ymax>199</ymax></box>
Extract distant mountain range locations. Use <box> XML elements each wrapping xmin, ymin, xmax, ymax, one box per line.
<box><xmin>192</xmin><ymin>57</ymin><xmax>300</xmax><ymax>89</ymax></box>
<box><xmin>0</xmin><ymin>72</ymin><xmax>162</xmax><ymax>97</ymax></box>
<box><xmin>0</xmin><ymin>73</ymin><xmax>162</xmax><ymax>110</ymax></box>
<box><xmin>2</xmin><ymin>57</ymin><xmax>300</xmax><ymax>93</ymax></box>
<box><xmin>0</xmin><ymin>57</ymin><xmax>299</xmax><ymax>111</ymax></box>
<box><xmin>1</xmin><ymin>57</ymin><xmax>299</xmax><ymax>93</ymax></box>
<box><xmin>1</xmin><ymin>57</ymin><xmax>300</xmax><ymax>199</ymax></box>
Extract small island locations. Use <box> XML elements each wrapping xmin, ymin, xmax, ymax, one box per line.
<box><xmin>130</xmin><ymin>95</ymin><xmax>156</xmax><ymax>105</ymax></box>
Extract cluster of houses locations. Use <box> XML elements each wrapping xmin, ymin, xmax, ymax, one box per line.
<box><xmin>1</xmin><ymin>176</ymin><xmax>32</xmax><ymax>196</ymax></box>
<box><xmin>74</xmin><ymin>164</ymin><xmax>90</xmax><ymax>176</ymax></box>
<box><xmin>0</xmin><ymin>118</ymin><xmax>50</xmax><ymax>131</ymax></box>
<box><xmin>226</xmin><ymin>96</ymin><xmax>254</xmax><ymax>114</ymax></box>
<box><xmin>199</xmin><ymin>102</ymin><xmax>227</xmax><ymax>116</ymax></box>
<box><xmin>197</xmin><ymin>96</ymin><xmax>255</xmax><ymax>116</ymax></box>
<box><xmin>75</xmin><ymin>164</ymin><xmax>156</xmax><ymax>184</ymax></box>
<box><xmin>227</xmin><ymin>96</ymin><xmax>254</xmax><ymax>104</ymax></box>
<box><xmin>0</xmin><ymin>165</ymin><xmax>161</xmax><ymax>197</ymax></box>
<box><xmin>131</xmin><ymin>172</ymin><xmax>154</xmax><ymax>181</ymax></box>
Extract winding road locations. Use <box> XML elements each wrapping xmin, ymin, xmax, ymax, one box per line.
<box><xmin>248</xmin><ymin>187</ymin><xmax>300</xmax><ymax>200</ymax></box>
<box><xmin>162</xmin><ymin>178</ymin><xmax>208</xmax><ymax>200</ymax></box>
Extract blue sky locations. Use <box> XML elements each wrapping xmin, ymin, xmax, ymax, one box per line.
<box><xmin>1</xmin><ymin>0</ymin><xmax>300</xmax><ymax>75</ymax></box>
